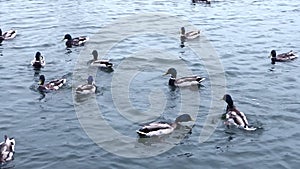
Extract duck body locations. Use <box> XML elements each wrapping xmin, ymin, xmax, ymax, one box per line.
<box><xmin>0</xmin><ymin>135</ymin><xmax>15</xmax><ymax>163</ymax></box>
<box><xmin>136</xmin><ymin>114</ymin><xmax>194</xmax><ymax>137</ymax></box>
<box><xmin>31</xmin><ymin>52</ymin><xmax>46</xmax><ymax>68</ymax></box>
<box><xmin>222</xmin><ymin>94</ymin><xmax>256</xmax><ymax>131</ymax></box>
<box><xmin>269</xmin><ymin>50</ymin><xmax>298</xmax><ymax>64</ymax></box>
<box><xmin>164</xmin><ymin>68</ymin><xmax>205</xmax><ymax>87</ymax></box>
<box><xmin>90</xmin><ymin>50</ymin><xmax>113</xmax><ymax>68</ymax></box>
<box><xmin>38</xmin><ymin>75</ymin><xmax>66</xmax><ymax>92</ymax></box>
<box><xmin>63</xmin><ymin>34</ymin><xmax>88</xmax><ymax>48</ymax></box>
<box><xmin>2</xmin><ymin>30</ymin><xmax>17</xmax><ymax>40</ymax></box>
<box><xmin>180</xmin><ymin>27</ymin><xmax>200</xmax><ymax>42</ymax></box>
<box><xmin>76</xmin><ymin>76</ymin><xmax>96</xmax><ymax>95</ymax></box>
<box><xmin>192</xmin><ymin>0</ymin><xmax>211</xmax><ymax>4</ymax></box>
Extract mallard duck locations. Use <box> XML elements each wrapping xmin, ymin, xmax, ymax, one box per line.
<box><xmin>38</xmin><ymin>75</ymin><xmax>66</xmax><ymax>91</ymax></box>
<box><xmin>180</xmin><ymin>27</ymin><xmax>200</xmax><ymax>42</ymax></box>
<box><xmin>163</xmin><ymin>68</ymin><xmax>205</xmax><ymax>87</ymax></box>
<box><xmin>31</xmin><ymin>51</ymin><xmax>46</xmax><ymax>68</ymax></box>
<box><xmin>63</xmin><ymin>34</ymin><xmax>88</xmax><ymax>48</ymax></box>
<box><xmin>0</xmin><ymin>135</ymin><xmax>15</xmax><ymax>163</ymax></box>
<box><xmin>76</xmin><ymin>76</ymin><xmax>97</xmax><ymax>94</ymax></box>
<box><xmin>136</xmin><ymin>114</ymin><xmax>194</xmax><ymax>137</ymax></box>
<box><xmin>269</xmin><ymin>50</ymin><xmax>298</xmax><ymax>64</ymax></box>
<box><xmin>90</xmin><ymin>50</ymin><xmax>113</xmax><ymax>68</ymax></box>
<box><xmin>1</xmin><ymin>29</ymin><xmax>17</xmax><ymax>40</ymax></box>
<box><xmin>222</xmin><ymin>94</ymin><xmax>256</xmax><ymax>131</ymax></box>
<box><xmin>192</xmin><ymin>0</ymin><xmax>211</xmax><ymax>4</ymax></box>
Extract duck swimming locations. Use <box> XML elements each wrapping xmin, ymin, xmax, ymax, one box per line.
<box><xmin>38</xmin><ymin>75</ymin><xmax>66</xmax><ymax>92</ymax></box>
<box><xmin>164</xmin><ymin>68</ymin><xmax>205</xmax><ymax>87</ymax></box>
<box><xmin>222</xmin><ymin>94</ymin><xmax>256</xmax><ymax>131</ymax></box>
<box><xmin>192</xmin><ymin>0</ymin><xmax>211</xmax><ymax>4</ymax></box>
<box><xmin>136</xmin><ymin>114</ymin><xmax>194</xmax><ymax>137</ymax></box>
<box><xmin>76</xmin><ymin>76</ymin><xmax>97</xmax><ymax>95</ymax></box>
<box><xmin>0</xmin><ymin>135</ymin><xmax>15</xmax><ymax>163</ymax></box>
<box><xmin>2</xmin><ymin>29</ymin><xmax>17</xmax><ymax>40</ymax></box>
<box><xmin>269</xmin><ymin>50</ymin><xmax>298</xmax><ymax>64</ymax></box>
<box><xmin>63</xmin><ymin>34</ymin><xmax>88</xmax><ymax>48</ymax></box>
<box><xmin>180</xmin><ymin>27</ymin><xmax>200</xmax><ymax>42</ymax></box>
<box><xmin>90</xmin><ymin>50</ymin><xmax>113</xmax><ymax>68</ymax></box>
<box><xmin>31</xmin><ymin>51</ymin><xmax>46</xmax><ymax>68</ymax></box>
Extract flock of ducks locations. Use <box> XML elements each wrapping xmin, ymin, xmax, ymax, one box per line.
<box><xmin>0</xmin><ymin>18</ymin><xmax>298</xmax><ymax>163</ymax></box>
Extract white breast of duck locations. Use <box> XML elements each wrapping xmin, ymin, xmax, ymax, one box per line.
<box><xmin>0</xmin><ymin>135</ymin><xmax>15</xmax><ymax>163</ymax></box>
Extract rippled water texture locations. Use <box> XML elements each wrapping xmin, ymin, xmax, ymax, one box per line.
<box><xmin>0</xmin><ymin>0</ymin><xmax>299</xmax><ymax>168</ymax></box>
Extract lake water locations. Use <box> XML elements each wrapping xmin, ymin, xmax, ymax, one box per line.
<box><xmin>0</xmin><ymin>0</ymin><xmax>299</xmax><ymax>168</ymax></box>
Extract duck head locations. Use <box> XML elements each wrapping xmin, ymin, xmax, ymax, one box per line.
<box><xmin>175</xmin><ymin>114</ymin><xmax>194</xmax><ymax>123</ymax></box>
<box><xmin>87</xmin><ymin>76</ymin><xmax>94</xmax><ymax>85</ymax></box>
<box><xmin>35</xmin><ymin>52</ymin><xmax>41</xmax><ymax>61</ymax></box>
<box><xmin>164</xmin><ymin>68</ymin><xmax>177</xmax><ymax>78</ymax></box>
<box><xmin>39</xmin><ymin>75</ymin><xmax>45</xmax><ymax>85</ymax></box>
<box><xmin>92</xmin><ymin>50</ymin><xmax>98</xmax><ymax>60</ymax></box>
<box><xmin>63</xmin><ymin>34</ymin><xmax>72</xmax><ymax>40</ymax></box>
<box><xmin>0</xmin><ymin>29</ymin><xmax>2</xmax><ymax>36</ymax></box>
<box><xmin>269</xmin><ymin>50</ymin><xmax>277</xmax><ymax>64</ymax></box>
<box><xmin>181</xmin><ymin>27</ymin><xmax>186</xmax><ymax>35</ymax></box>
<box><xmin>222</xmin><ymin>94</ymin><xmax>234</xmax><ymax>109</ymax></box>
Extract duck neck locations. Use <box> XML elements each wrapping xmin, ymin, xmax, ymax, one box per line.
<box><xmin>169</xmin><ymin>78</ymin><xmax>176</xmax><ymax>86</ymax></box>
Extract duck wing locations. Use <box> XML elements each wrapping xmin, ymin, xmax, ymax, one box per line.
<box><xmin>175</xmin><ymin>76</ymin><xmax>205</xmax><ymax>86</ymax></box>
<box><xmin>72</xmin><ymin>36</ymin><xmax>88</xmax><ymax>46</ymax></box>
<box><xmin>76</xmin><ymin>84</ymin><xmax>96</xmax><ymax>94</ymax></box>
<box><xmin>277</xmin><ymin>51</ymin><xmax>298</xmax><ymax>61</ymax></box>
<box><xmin>46</xmin><ymin>79</ymin><xmax>66</xmax><ymax>90</ymax></box>
<box><xmin>185</xmin><ymin>30</ymin><xmax>200</xmax><ymax>39</ymax></box>
<box><xmin>3</xmin><ymin>30</ymin><xmax>17</xmax><ymax>40</ymax></box>
<box><xmin>136</xmin><ymin>122</ymin><xmax>174</xmax><ymax>137</ymax></box>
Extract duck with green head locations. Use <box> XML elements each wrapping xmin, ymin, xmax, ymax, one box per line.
<box><xmin>63</xmin><ymin>34</ymin><xmax>88</xmax><ymax>48</ymax></box>
<box><xmin>269</xmin><ymin>50</ymin><xmax>298</xmax><ymax>64</ymax></box>
<box><xmin>38</xmin><ymin>75</ymin><xmax>66</xmax><ymax>92</ymax></box>
<box><xmin>136</xmin><ymin>114</ymin><xmax>194</xmax><ymax>137</ymax></box>
<box><xmin>90</xmin><ymin>50</ymin><xmax>113</xmax><ymax>68</ymax></box>
<box><xmin>222</xmin><ymin>94</ymin><xmax>256</xmax><ymax>131</ymax></box>
<box><xmin>75</xmin><ymin>76</ymin><xmax>97</xmax><ymax>95</ymax></box>
<box><xmin>31</xmin><ymin>51</ymin><xmax>46</xmax><ymax>68</ymax></box>
<box><xmin>164</xmin><ymin>68</ymin><xmax>205</xmax><ymax>87</ymax></box>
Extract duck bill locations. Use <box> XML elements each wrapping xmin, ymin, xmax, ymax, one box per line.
<box><xmin>163</xmin><ymin>72</ymin><xmax>168</xmax><ymax>76</ymax></box>
<box><xmin>268</xmin><ymin>54</ymin><xmax>272</xmax><ymax>58</ymax></box>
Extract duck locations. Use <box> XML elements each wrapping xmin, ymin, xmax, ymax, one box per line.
<box><xmin>222</xmin><ymin>94</ymin><xmax>256</xmax><ymax>131</ymax></box>
<box><xmin>136</xmin><ymin>114</ymin><xmax>194</xmax><ymax>137</ymax></box>
<box><xmin>2</xmin><ymin>29</ymin><xmax>17</xmax><ymax>40</ymax></box>
<box><xmin>0</xmin><ymin>135</ymin><xmax>15</xmax><ymax>163</ymax></box>
<box><xmin>31</xmin><ymin>51</ymin><xmax>46</xmax><ymax>68</ymax></box>
<box><xmin>269</xmin><ymin>50</ymin><xmax>298</xmax><ymax>64</ymax></box>
<box><xmin>75</xmin><ymin>76</ymin><xmax>97</xmax><ymax>94</ymax></box>
<box><xmin>192</xmin><ymin>0</ymin><xmax>211</xmax><ymax>4</ymax></box>
<box><xmin>63</xmin><ymin>34</ymin><xmax>88</xmax><ymax>48</ymax></box>
<box><xmin>38</xmin><ymin>75</ymin><xmax>66</xmax><ymax>92</ymax></box>
<box><xmin>163</xmin><ymin>68</ymin><xmax>205</xmax><ymax>87</ymax></box>
<box><xmin>90</xmin><ymin>50</ymin><xmax>113</xmax><ymax>68</ymax></box>
<box><xmin>180</xmin><ymin>27</ymin><xmax>200</xmax><ymax>42</ymax></box>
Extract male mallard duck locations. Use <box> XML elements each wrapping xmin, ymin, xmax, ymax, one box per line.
<box><xmin>269</xmin><ymin>50</ymin><xmax>298</xmax><ymax>64</ymax></box>
<box><xmin>31</xmin><ymin>51</ymin><xmax>46</xmax><ymax>68</ymax></box>
<box><xmin>136</xmin><ymin>114</ymin><xmax>194</xmax><ymax>137</ymax></box>
<box><xmin>0</xmin><ymin>135</ymin><xmax>15</xmax><ymax>163</ymax></box>
<box><xmin>38</xmin><ymin>75</ymin><xmax>66</xmax><ymax>92</ymax></box>
<box><xmin>1</xmin><ymin>29</ymin><xmax>17</xmax><ymax>40</ymax></box>
<box><xmin>222</xmin><ymin>94</ymin><xmax>256</xmax><ymax>131</ymax></box>
<box><xmin>90</xmin><ymin>50</ymin><xmax>113</xmax><ymax>68</ymax></box>
<box><xmin>163</xmin><ymin>68</ymin><xmax>205</xmax><ymax>87</ymax></box>
<box><xmin>192</xmin><ymin>0</ymin><xmax>211</xmax><ymax>4</ymax></box>
<box><xmin>180</xmin><ymin>27</ymin><xmax>200</xmax><ymax>42</ymax></box>
<box><xmin>63</xmin><ymin>34</ymin><xmax>88</xmax><ymax>48</ymax></box>
<box><xmin>75</xmin><ymin>76</ymin><xmax>97</xmax><ymax>94</ymax></box>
